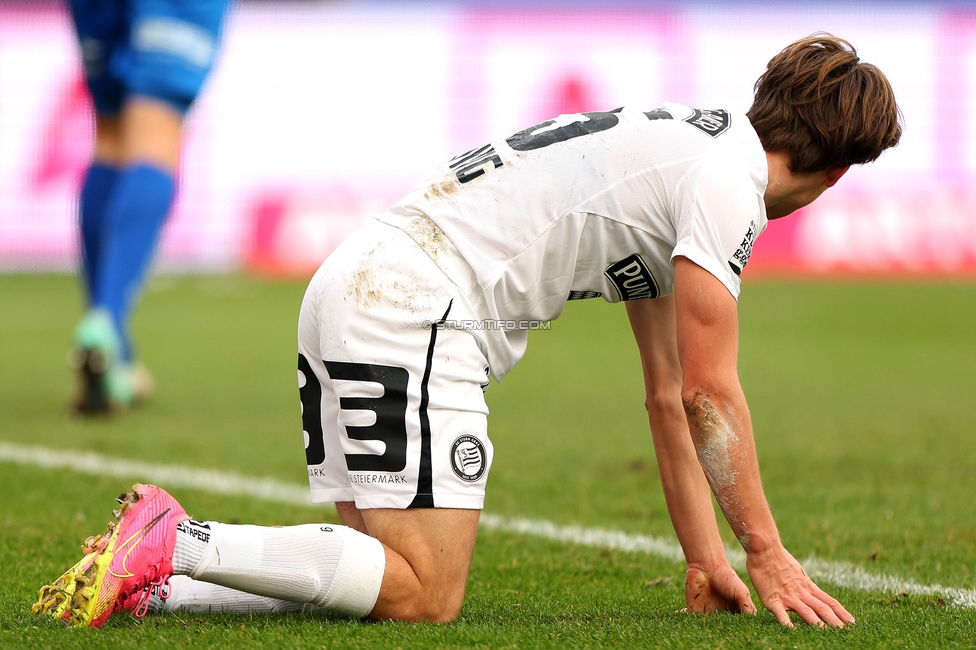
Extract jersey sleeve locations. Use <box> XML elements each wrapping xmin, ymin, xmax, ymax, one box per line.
<box><xmin>670</xmin><ymin>149</ymin><xmax>765</xmax><ymax>300</ymax></box>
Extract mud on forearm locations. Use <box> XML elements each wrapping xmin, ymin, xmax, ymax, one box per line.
<box><xmin>682</xmin><ymin>390</ymin><xmax>750</xmax><ymax>547</ymax></box>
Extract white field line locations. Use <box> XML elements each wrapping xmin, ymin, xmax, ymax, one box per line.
<box><xmin>3</xmin><ymin>441</ymin><xmax>975</xmax><ymax>609</ymax></box>
<box><xmin>0</xmin><ymin>441</ymin><xmax>314</xmax><ymax>507</ymax></box>
<box><xmin>478</xmin><ymin>515</ymin><xmax>976</xmax><ymax>609</ymax></box>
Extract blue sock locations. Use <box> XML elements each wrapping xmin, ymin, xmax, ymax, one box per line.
<box><xmin>93</xmin><ymin>164</ymin><xmax>175</xmax><ymax>362</ymax></box>
<box><xmin>79</xmin><ymin>163</ymin><xmax>120</xmax><ymax>302</ymax></box>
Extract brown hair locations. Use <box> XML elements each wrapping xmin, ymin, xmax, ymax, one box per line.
<box><xmin>747</xmin><ymin>34</ymin><xmax>902</xmax><ymax>173</ymax></box>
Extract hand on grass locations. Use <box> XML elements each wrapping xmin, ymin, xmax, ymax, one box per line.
<box><xmin>746</xmin><ymin>545</ymin><xmax>855</xmax><ymax>628</ymax></box>
<box><xmin>684</xmin><ymin>563</ymin><xmax>757</xmax><ymax>614</ymax></box>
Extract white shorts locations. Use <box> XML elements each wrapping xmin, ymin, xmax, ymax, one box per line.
<box><xmin>297</xmin><ymin>218</ymin><xmax>493</xmax><ymax>510</ymax></box>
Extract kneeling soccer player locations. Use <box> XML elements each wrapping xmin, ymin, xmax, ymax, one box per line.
<box><xmin>36</xmin><ymin>34</ymin><xmax>901</xmax><ymax>628</ymax></box>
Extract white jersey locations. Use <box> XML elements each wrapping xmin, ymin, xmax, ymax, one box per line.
<box><xmin>377</xmin><ymin>102</ymin><xmax>768</xmax><ymax>379</ymax></box>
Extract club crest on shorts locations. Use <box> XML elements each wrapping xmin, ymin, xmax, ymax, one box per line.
<box><xmin>451</xmin><ymin>435</ymin><xmax>486</xmax><ymax>482</ymax></box>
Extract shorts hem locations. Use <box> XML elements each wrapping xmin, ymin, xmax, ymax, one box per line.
<box><xmin>310</xmin><ymin>487</ymin><xmax>355</xmax><ymax>504</ymax></box>
<box><xmin>427</xmin><ymin>494</ymin><xmax>485</xmax><ymax>510</ymax></box>
<box><xmin>351</xmin><ymin>493</ymin><xmax>486</xmax><ymax>510</ymax></box>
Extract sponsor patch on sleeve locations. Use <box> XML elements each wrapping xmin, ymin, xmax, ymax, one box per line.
<box><xmin>728</xmin><ymin>220</ymin><xmax>758</xmax><ymax>276</ymax></box>
<box><xmin>683</xmin><ymin>109</ymin><xmax>731</xmax><ymax>138</ymax></box>
<box><xmin>605</xmin><ymin>254</ymin><xmax>660</xmax><ymax>300</ymax></box>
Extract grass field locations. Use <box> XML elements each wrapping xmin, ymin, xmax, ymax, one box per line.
<box><xmin>2</xmin><ymin>274</ymin><xmax>976</xmax><ymax>649</ymax></box>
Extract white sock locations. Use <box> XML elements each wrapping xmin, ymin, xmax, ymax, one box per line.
<box><xmin>185</xmin><ymin>522</ymin><xmax>385</xmax><ymax>618</ymax></box>
<box><xmin>159</xmin><ymin>575</ymin><xmax>317</xmax><ymax>614</ymax></box>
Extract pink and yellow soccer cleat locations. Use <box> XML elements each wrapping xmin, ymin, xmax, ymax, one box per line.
<box><xmin>33</xmin><ymin>484</ymin><xmax>190</xmax><ymax>627</ymax></box>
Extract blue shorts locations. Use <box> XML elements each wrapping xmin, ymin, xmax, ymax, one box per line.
<box><xmin>68</xmin><ymin>0</ymin><xmax>232</xmax><ymax>115</ymax></box>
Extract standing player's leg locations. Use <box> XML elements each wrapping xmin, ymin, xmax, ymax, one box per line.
<box><xmin>73</xmin><ymin>103</ymin><xmax>179</xmax><ymax>408</ymax></box>
<box><xmin>67</xmin><ymin>0</ymin><xmax>133</xmax><ymax>413</ymax></box>
<box><xmin>79</xmin><ymin>115</ymin><xmax>124</xmax><ymax>304</ymax></box>
<box><xmin>72</xmin><ymin>0</ymin><xmax>231</xmax><ymax>412</ymax></box>
<box><xmin>90</xmin><ymin>96</ymin><xmax>181</xmax><ymax>369</ymax></box>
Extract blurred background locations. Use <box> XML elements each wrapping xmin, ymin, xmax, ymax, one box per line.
<box><xmin>1</xmin><ymin>0</ymin><xmax>973</xmax><ymax>278</ymax></box>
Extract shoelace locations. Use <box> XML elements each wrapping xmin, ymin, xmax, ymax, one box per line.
<box><xmin>131</xmin><ymin>575</ymin><xmax>172</xmax><ymax>619</ymax></box>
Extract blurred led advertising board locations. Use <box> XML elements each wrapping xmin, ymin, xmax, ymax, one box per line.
<box><xmin>1</xmin><ymin>2</ymin><xmax>975</xmax><ymax>275</ymax></box>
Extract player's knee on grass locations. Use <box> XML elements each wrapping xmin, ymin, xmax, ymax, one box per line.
<box><xmin>363</xmin><ymin>507</ymin><xmax>479</xmax><ymax>623</ymax></box>
<box><xmin>370</xmin><ymin>571</ymin><xmax>466</xmax><ymax>624</ymax></box>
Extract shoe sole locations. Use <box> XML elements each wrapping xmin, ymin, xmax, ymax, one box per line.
<box><xmin>31</xmin><ymin>551</ymin><xmax>96</xmax><ymax>620</ymax></box>
<box><xmin>71</xmin><ymin>348</ymin><xmax>112</xmax><ymax>415</ymax></box>
<box><xmin>33</xmin><ymin>489</ymin><xmax>139</xmax><ymax>626</ymax></box>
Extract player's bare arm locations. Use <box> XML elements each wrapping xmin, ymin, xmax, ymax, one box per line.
<box><xmin>625</xmin><ymin>296</ymin><xmax>754</xmax><ymax>615</ymax></box>
<box><xmin>673</xmin><ymin>256</ymin><xmax>854</xmax><ymax>628</ymax></box>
